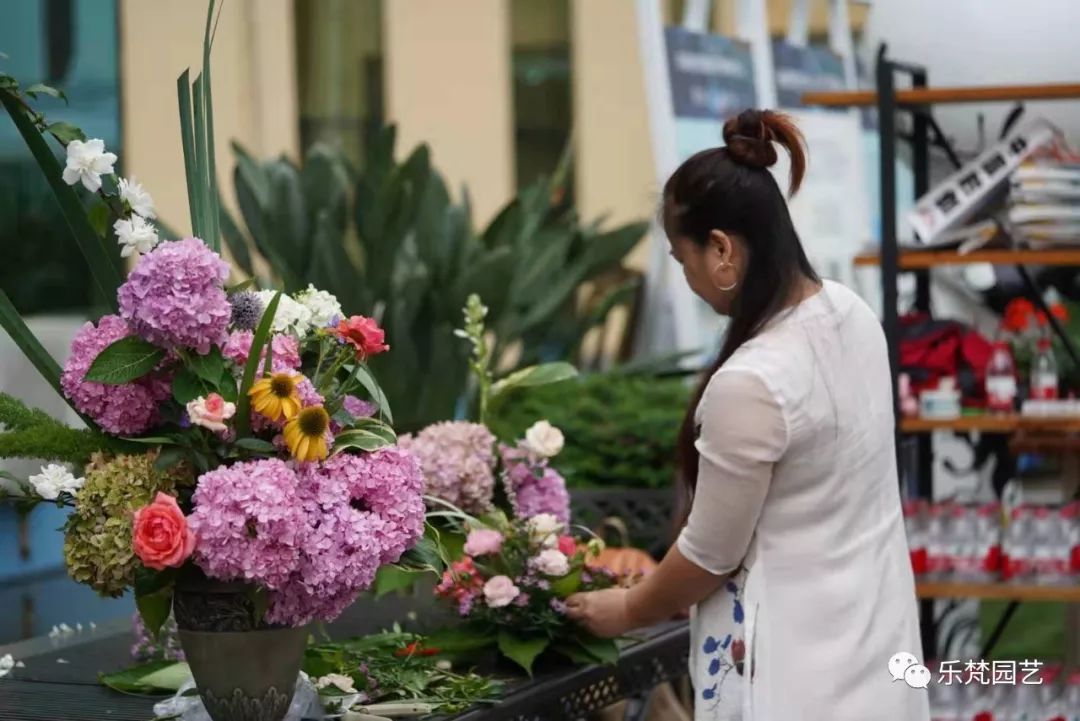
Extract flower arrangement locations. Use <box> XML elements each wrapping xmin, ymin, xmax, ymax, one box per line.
<box><xmin>0</xmin><ymin>32</ymin><xmax>422</xmax><ymax>639</ymax></box>
<box><xmin>424</xmin><ymin>511</ymin><xmax>618</xmax><ymax>674</ymax></box>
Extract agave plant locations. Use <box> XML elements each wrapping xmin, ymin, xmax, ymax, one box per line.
<box><xmin>222</xmin><ymin>127</ymin><xmax>647</xmax><ymax>431</ymax></box>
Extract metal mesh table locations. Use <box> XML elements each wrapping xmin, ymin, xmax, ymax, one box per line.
<box><xmin>0</xmin><ymin>598</ymin><xmax>689</xmax><ymax>721</ymax></box>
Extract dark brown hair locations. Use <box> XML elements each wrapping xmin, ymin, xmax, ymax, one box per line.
<box><xmin>664</xmin><ymin>109</ymin><xmax>817</xmax><ymax>524</ymax></box>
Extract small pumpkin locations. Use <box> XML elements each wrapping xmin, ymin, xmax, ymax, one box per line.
<box><xmin>588</xmin><ymin>546</ymin><xmax>658</xmax><ymax>585</ymax></box>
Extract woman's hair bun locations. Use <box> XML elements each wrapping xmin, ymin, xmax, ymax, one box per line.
<box><xmin>721</xmin><ymin>108</ymin><xmax>807</xmax><ymax>196</ymax></box>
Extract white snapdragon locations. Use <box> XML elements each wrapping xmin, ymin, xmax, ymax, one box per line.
<box><xmin>113</xmin><ymin>215</ymin><xmax>160</xmax><ymax>258</ymax></box>
<box><xmin>315</xmin><ymin>673</ymin><xmax>357</xmax><ymax>694</ymax></box>
<box><xmin>61</xmin><ymin>138</ymin><xmax>116</xmax><ymax>192</ymax></box>
<box><xmin>295</xmin><ymin>285</ymin><xmax>343</xmax><ymax>329</ymax></box>
<box><xmin>256</xmin><ymin>290</ymin><xmax>313</xmax><ymax>337</ymax></box>
<box><xmin>524</xmin><ymin>420</ymin><xmax>564</xmax><ymax>458</ymax></box>
<box><xmin>28</xmin><ymin>464</ymin><xmax>84</xmax><ymax>501</ymax></box>
<box><xmin>118</xmin><ymin>176</ymin><xmax>156</xmax><ymax>219</ymax></box>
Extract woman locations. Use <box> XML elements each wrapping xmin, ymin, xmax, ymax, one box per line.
<box><xmin>566</xmin><ymin>109</ymin><xmax>928</xmax><ymax>721</ymax></box>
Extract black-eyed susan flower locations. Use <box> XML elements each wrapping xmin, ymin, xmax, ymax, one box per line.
<box><xmin>283</xmin><ymin>406</ymin><xmax>331</xmax><ymax>462</ymax></box>
<box><xmin>248</xmin><ymin>373</ymin><xmax>302</xmax><ymax>422</ymax></box>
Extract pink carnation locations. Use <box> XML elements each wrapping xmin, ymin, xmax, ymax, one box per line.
<box><xmin>60</xmin><ymin>315</ymin><xmax>172</xmax><ymax>434</ymax></box>
<box><xmin>118</xmin><ymin>238</ymin><xmax>231</xmax><ymax>354</ymax></box>
<box><xmin>221</xmin><ymin>331</ymin><xmax>301</xmax><ymax>373</ymax></box>
<box><xmin>266</xmin><ymin>447</ymin><xmax>425</xmax><ymax>626</ymax></box>
<box><xmin>188</xmin><ymin>459</ymin><xmax>307</xmax><ymax>589</ymax></box>
<box><xmin>464</xmin><ymin>528</ymin><xmax>503</xmax><ymax>557</ymax></box>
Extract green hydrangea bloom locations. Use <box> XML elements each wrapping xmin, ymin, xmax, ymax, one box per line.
<box><xmin>63</xmin><ymin>453</ymin><xmax>186</xmax><ymax>597</ymax></box>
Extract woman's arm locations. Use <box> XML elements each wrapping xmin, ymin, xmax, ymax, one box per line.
<box><xmin>567</xmin><ymin>370</ymin><xmax>787</xmax><ymax>637</ymax></box>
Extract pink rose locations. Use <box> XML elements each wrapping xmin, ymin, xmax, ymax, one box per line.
<box><xmin>332</xmin><ymin>315</ymin><xmax>389</xmax><ymax>358</ymax></box>
<box><xmin>482</xmin><ymin>575</ymin><xmax>520</xmax><ymax>609</ymax></box>
<box><xmin>132</xmin><ymin>492</ymin><xmax>196</xmax><ymax>570</ymax></box>
<box><xmin>464</xmin><ymin>528</ymin><xmax>504</xmax><ymax>557</ymax></box>
<box><xmin>533</xmin><ymin>548</ymin><xmax>570</xmax><ymax>577</ymax></box>
<box><xmin>557</xmin><ymin>535</ymin><xmax>577</xmax><ymax>557</ymax></box>
<box><xmin>186</xmin><ymin>392</ymin><xmax>236</xmax><ymax>433</ymax></box>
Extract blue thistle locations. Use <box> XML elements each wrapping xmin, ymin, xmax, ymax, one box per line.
<box><xmin>229</xmin><ymin>291</ymin><xmax>264</xmax><ymax>331</ymax></box>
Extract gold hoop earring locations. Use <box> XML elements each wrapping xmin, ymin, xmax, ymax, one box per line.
<box><xmin>713</xmin><ymin>264</ymin><xmax>738</xmax><ymax>292</ymax></box>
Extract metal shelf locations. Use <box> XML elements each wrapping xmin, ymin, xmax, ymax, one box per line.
<box><xmin>803</xmin><ymin>83</ymin><xmax>1080</xmax><ymax>107</ymax></box>
<box><xmin>854</xmin><ymin>248</ymin><xmax>1080</xmax><ymax>269</ymax></box>
<box><xmin>901</xmin><ymin>416</ymin><xmax>1080</xmax><ymax>434</ymax></box>
<box><xmin>916</xmin><ymin>581</ymin><xmax>1080</xmax><ymax>603</ymax></box>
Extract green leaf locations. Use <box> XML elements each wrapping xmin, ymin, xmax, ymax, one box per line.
<box><xmin>0</xmin><ymin>291</ymin><xmax>63</xmax><ymax>398</ymax></box>
<box><xmin>87</xmin><ymin>201</ymin><xmax>110</xmax><ymax>238</ymax></box>
<box><xmin>331</xmin><ymin>427</ymin><xmax>395</xmax><ymax>455</ymax></box>
<box><xmin>233</xmin><ymin>437</ymin><xmax>275</xmax><ymax>453</ymax></box>
<box><xmin>497</xmin><ymin>630</ymin><xmax>549</xmax><ymax>676</ymax></box>
<box><xmin>154</xmin><ymin>447</ymin><xmax>187</xmax><ymax>472</ymax></box>
<box><xmin>84</xmin><ymin>336</ymin><xmax>166</xmax><ymax>385</ymax></box>
<box><xmin>572</xmin><ymin>635</ymin><xmax>619</xmax><ymax>665</ymax></box>
<box><xmin>192</xmin><ymin>73</ymin><xmax>210</xmax><ymax>241</ymax></box>
<box><xmin>0</xmin><ymin>90</ymin><xmax>123</xmax><ymax>307</ymax></box>
<box><xmin>25</xmin><ymin>83</ymin><xmax>66</xmax><ymax>102</ymax></box>
<box><xmin>344</xmin><ymin>364</ymin><xmax>393</xmax><ymax>426</ymax></box>
<box><xmin>424</xmin><ymin>626</ymin><xmax>497</xmax><ymax>655</ymax></box>
<box><xmin>177</xmin><ymin>69</ymin><xmax>201</xmax><ymax>238</ymax></box>
<box><xmin>251</xmin><ymin>586</ymin><xmax>269</xmax><ymax>627</ymax></box>
<box><xmin>100</xmin><ymin>661</ymin><xmax>191</xmax><ymax>695</ymax></box>
<box><xmin>45</xmin><ymin>120</ymin><xmax>85</xmax><ymax>144</ymax></box>
<box><xmin>171</xmin><ymin>368</ymin><xmax>213</xmax><ymax>405</ymax></box>
<box><xmin>549</xmin><ymin>568</ymin><xmax>582</xmax><ymax>599</ymax></box>
<box><xmin>373</xmin><ymin>566</ymin><xmax>423</xmax><ymax>599</ymax></box>
<box><xmin>202</xmin><ymin>0</ymin><xmax>221</xmax><ymax>252</ymax></box>
<box><xmin>135</xmin><ymin>589</ymin><xmax>172</xmax><ymax>639</ymax></box>
<box><xmin>234</xmin><ymin>292</ymin><xmax>280</xmax><ymax>437</ymax></box>
<box><xmin>490</xmin><ymin>362</ymin><xmax>577</xmax><ymax>401</ymax></box>
<box><xmin>186</xmin><ymin>347</ymin><xmax>225</xmax><ymax>384</ymax></box>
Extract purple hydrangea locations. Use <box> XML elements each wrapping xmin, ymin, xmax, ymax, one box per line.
<box><xmin>118</xmin><ymin>238</ymin><xmax>231</xmax><ymax>354</ymax></box>
<box><xmin>397</xmin><ymin>421</ymin><xmax>496</xmax><ymax>514</ymax></box>
<box><xmin>221</xmin><ymin>331</ymin><xmax>301</xmax><ymax>373</ymax></box>
<box><xmin>60</xmin><ymin>315</ymin><xmax>172</xmax><ymax>434</ymax></box>
<box><xmin>188</xmin><ymin>459</ymin><xmax>308</xmax><ymax>590</ymax></box>
<box><xmin>501</xmin><ymin>443</ymin><xmax>571</xmax><ymax>523</ymax></box>
<box><xmin>266</xmin><ymin>447</ymin><xmax>425</xmax><ymax>626</ymax></box>
<box><xmin>343</xmin><ymin>395</ymin><xmax>377</xmax><ymax>420</ymax></box>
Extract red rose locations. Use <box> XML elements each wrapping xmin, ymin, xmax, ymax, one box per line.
<box><xmin>333</xmin><ymin>315</ymin><xmax>389</xmax><ymax>358</ymax></box>
<box><xmin>1002</xmin><ymin>298</ymin><xmax>1035</xmax><ymax>333</ymax></box>
<box><xmin>132</xmin><ymin>492</ymin><xmax>196</xmax><ymax>571</ymax></box>
<box><xmin>557</xmin><ymin>535</ymin><xmax>577</xmax><ymax>556</ymax></box>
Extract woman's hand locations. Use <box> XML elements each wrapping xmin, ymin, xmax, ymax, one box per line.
<box><xmin>565</xmin><ymin>588</ymin><xmax>635</xmax><ymax>638</ymax></box>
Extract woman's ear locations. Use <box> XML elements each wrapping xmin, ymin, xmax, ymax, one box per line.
<box><xmin>707</xmin><ymin>229</ymin><xmax>734</xmax><ymax>264</ymax></box>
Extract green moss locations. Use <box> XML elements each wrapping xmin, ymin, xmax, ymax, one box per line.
<box><xmin>488</xmin><ymin>372</ymin><xmax>690</xmax><ymax>489</ymax></box>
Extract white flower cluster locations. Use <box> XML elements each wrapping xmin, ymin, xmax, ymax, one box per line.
<box><xmin>61</xmin><ymin>138</ymin><xmax>159</xmax><ymax>258</ymax></box>
<box><xmin>28</xmin><ymin>464</ymin><xmax>84</xmax><ymax>500</ymax></box>
<box><xmin>255</xmin><ymin>287</ymin><xmax>344</xmax><ymax>338</ymax></box>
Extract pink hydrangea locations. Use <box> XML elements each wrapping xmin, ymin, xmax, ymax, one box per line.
<box><xmin>221</xmin><ymin>331</ymin><xmax>301</xmax><ymax>373</ymax></box>
<box><xmin>343</xmin><ymin>395</ymin><xmax>377</xmax><ymax>420</ymax></box>
<box><xmin>397</xmin><ymin>421</ymin><xmax>496</xmax><ymax>514</ymax></box>
<box><xmin>60</xmin><ymin>315</ymin><xmax>172</xmax><ymax>434</ymax></box>
<box><xmin>118</xmin><ymin>238</ymin><xmax>231</xmax><ymax>354</ymax></box>
<box><xmin>501</xmin><ymin>444</ymin><xmax>571</xmax><ymax>523</ymax></box>
<box><xmin>266</xmin><ymin>447</ymin><xmax>425</xmax><ymax>626</ymax></box>
<box><xmin>188</xmin><ymin>459</ymin><xmax>307</xmax><ymax>590</ymax></box>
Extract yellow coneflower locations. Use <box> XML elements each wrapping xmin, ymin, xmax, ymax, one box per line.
<box><xmin>283</xmin><ymin>406</ymin><xmax>331</xmax><ymax>463</ymax></box>
<box><xmin>248</xmin><ymin>373</ymin><xmax>302</xmax><ymax>422</ymax></box>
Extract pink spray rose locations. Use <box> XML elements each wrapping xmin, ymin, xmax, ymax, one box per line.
<box><xmin>132</xmin><ymin>492</ymin><xmax>196</xmax><ymax>570</ymax></box>
<box><xmin>557</xmin><ymin>535</ymin><xmax>577</xmax><ymax>557</ymax></box>
<box><xmin>483</xmin><ymin>575</ymin><xmax>520</xmax><ymax>609</ymax></box>
<box><xmin>186</xmin><ymin>393</ymin><xmax>236</xmax><ymax>433</ymax></box>
<box><xmin>464</xmin><ymin>528</ymin><xmax>504</xmax><ymax>557</ymax></box>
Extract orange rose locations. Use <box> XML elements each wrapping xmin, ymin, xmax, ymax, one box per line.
<box><xmin>132</xmin><ymin>492</ymin><xmax>196</xmax><ymax>570</ymax></box>
<box><xmin>332</xmin><ymin>315</ymin><xmax>389</xmax><ymax>358</ymax></box>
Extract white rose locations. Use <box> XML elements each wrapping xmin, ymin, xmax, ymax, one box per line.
<box><xmin>525</xmin><ymin>420</ymin><xmax>564</xmax><ymax>458</ymax></box>
<box><xmin>482</xmin><ymin>575</ymin><xmax>520</xmax><ymax>609</ymax></box>
<box><xmin>118</xmin><ymin>176</ymin><xmax>156</xmax><ymax>219</ymax></box>
<box><xmin>295</xmin><ymin>285</ymin><xmax>343</xmax><ymax>329</ymax></box>
<box><xmin>28</xmin><ymin>464</ymin><xmax>84</xmax><ymax>501</ymax></box>
<box><xmin>113</xmin><ymin>215</ymin><xmax>159</xmax><ymax>258</ymax></box>
<box><xmin>533</xmin><ymin>549</ymin><xmax>570</xmax><ymax>577</ymax></box>
<box><xmin>526</xmin><ymin>513</ymin><xmax>563</xmax><ymax>548</ymax></box>
<box><xmin>61</xmin><ymin>138</ymin><xmax>117</xmax><ymax>192</ymax></box>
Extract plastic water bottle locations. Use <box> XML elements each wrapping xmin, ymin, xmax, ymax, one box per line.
<box><xmin>950</xmin><ymin>504</ymin><xmax>977</xmax><ymax>579</ymax></box>
<box><xmin>986</xmin><ymin>341</ymin><xmax>1018</xmax><ymax>413</ymax></box>
<box><xmin>1002</xmin><ymin>505</ymin><xmax>1032</xmax><ymax>582</ymax></box>
<box><xmin>1030</xmin><ymin>336</ymin><xmax>1059</xmax><ymax>401</ymax></box>
<box><xmin>904</xmin><ymin>499</ymin><xmax>928</xmax><ymax>576</ymax></box>
<box><xmin>1064</xmin><ymin>669</ymin><xmax>1080</xmax><ymax>721</ymax></box>
<box><xmin>1031</xmin><ymin>506</ymin><xmax>1063</xmax><ymax>583</ymax></box>
<box><xmin>1062</xmin><ymin>502</ymin><xmax>1080</xmax><ymax>580</ymax></box>
<box><xmin>927</xmin><ymin>503</ymin><xmax>952</xmax><ymax>578</ymax></box>
<box><xmin>974</xmin><ymin>502</ymin><xmax>1003</xmax><ymax>580</ymax></box>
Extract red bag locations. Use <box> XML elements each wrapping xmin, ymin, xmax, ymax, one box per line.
<box><xmin>899</xmin><ymin>313</ymin><xmax>993</xmax><ymax>404</ymax></box>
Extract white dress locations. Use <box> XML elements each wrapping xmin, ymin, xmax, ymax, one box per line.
<box><xmin>677</xmin><ymin>280</ymin><xmax>930</xmax><ymax>721</ymax></box>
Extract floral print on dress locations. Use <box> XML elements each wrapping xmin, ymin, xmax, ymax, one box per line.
<box><xmin>694</xmin><ymin>570</ymin><xmax>748</xmax><ymax>720</ymax></box>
